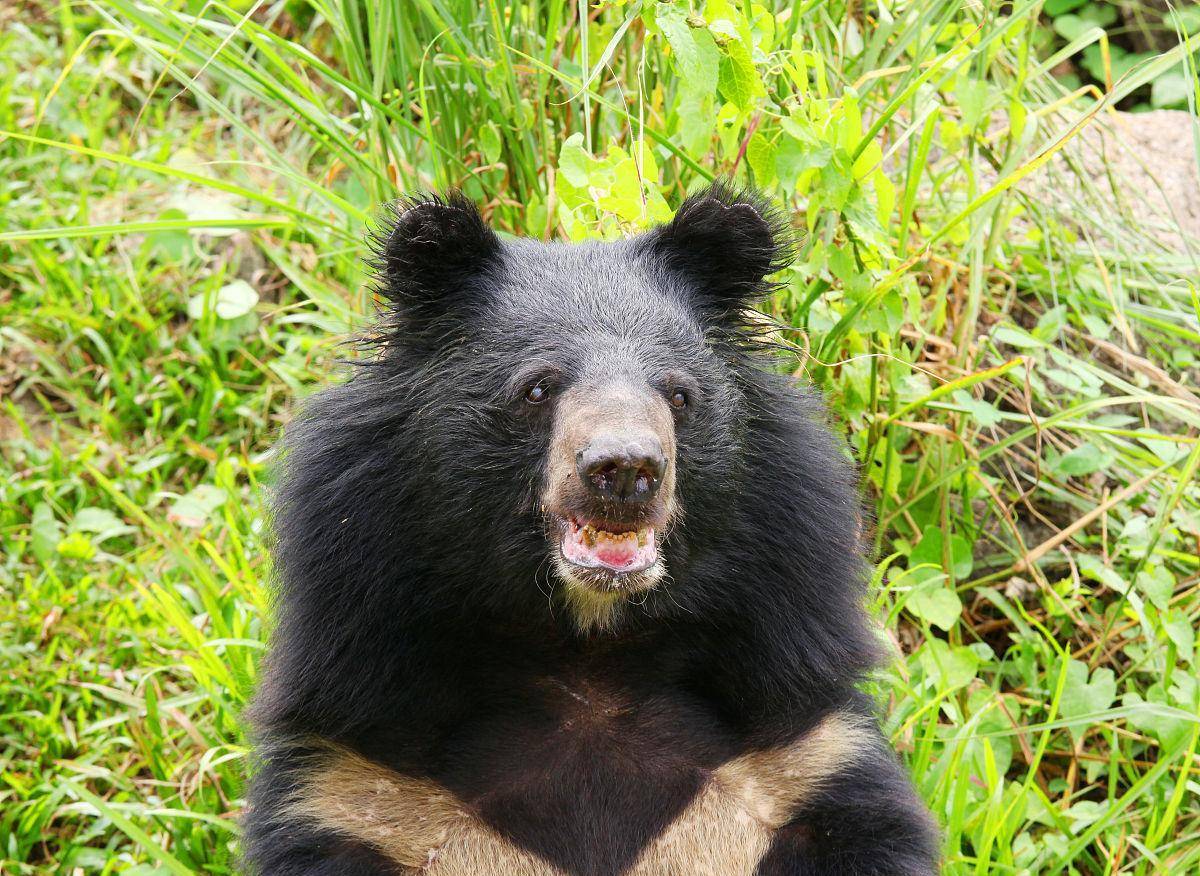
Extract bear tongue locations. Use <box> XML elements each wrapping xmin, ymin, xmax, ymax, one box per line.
<box><xmin>563</xmin><ymin>525</ymin><xmax>656</xmax><ymax>573</ymax></box>
<box><xmin>591</xmin><ymin>537</ymin><xmax>639</xmax><ymax>568</ymax></box>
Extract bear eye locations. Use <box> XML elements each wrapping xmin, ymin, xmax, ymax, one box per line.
<box><xmin>669</xmin><ymin>389</ymin><xmax>688</xmax><ymax>410</ymax></box>
<box><xmin>525</xmin><ymin>382</ymin><xmax>551</xmax><ymax>404</ymax></box>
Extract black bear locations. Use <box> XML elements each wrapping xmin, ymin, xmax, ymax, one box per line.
<box><xmin>244</xmin><ymin>184</ymin><xmax>939</xmax><ymax>875</ymax></box>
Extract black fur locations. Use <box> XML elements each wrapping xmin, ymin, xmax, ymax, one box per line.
<box><xmin>244</xmin><ymin>184</ymin><xmax>939</xmax><ymax>875</ymax></box>
<box><xmin>757</xmin><ymin>745</ymin><xmax>939</xmax><ymax>875</ymax></box>
<box><xmin>635</xmin><ymin>183</ymin><xmax>793</xmax><ymax>320</ymax></box>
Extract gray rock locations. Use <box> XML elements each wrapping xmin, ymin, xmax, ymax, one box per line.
<box><xmin>1022</xmin><ymin>109</ymin><xmax>1200</xmax><ymax>252</ymax></box>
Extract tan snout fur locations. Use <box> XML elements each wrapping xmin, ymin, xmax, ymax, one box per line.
<box><xmin>541</xmin><ymin>382</ymin><xmax>679</xmax><ymax>631</ymax></box>
<box><xmin>542</xmin><ymin>381</ymin><xmax>678</xmax><ymax>523</ymax></box>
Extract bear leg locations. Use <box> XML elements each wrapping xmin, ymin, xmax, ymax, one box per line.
<box><xmin>755</xmin><ymin>745</ymin><xmax>940</xmax><ymax>876</ymax></box>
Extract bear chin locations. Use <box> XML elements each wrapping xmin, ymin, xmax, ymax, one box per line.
<box><xmin>552</xmin><ymin>551</ymin><xmax>666</xmax><ymax>634</ymax></box>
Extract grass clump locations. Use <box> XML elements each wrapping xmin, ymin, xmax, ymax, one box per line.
<box><xmin>2</xmin><ymin>0</ymin><xmax>1199</xmax><ymax>873</ymax></box>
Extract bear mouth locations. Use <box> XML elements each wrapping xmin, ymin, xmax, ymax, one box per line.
<box><xmin>558</xmin><ymin>516</ymin><xmax>658</xmax><ymax>576</ymax></box>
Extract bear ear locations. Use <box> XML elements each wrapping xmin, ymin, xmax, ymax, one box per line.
<box><xmin>368</xmin><ymin>191</ymin><xmax>501</xmax><ymax>315</ymax></box>
<box><xmin>638</xmin><ymin>182</ymin><xmax>793</xmax><ymax>315</ymax></box>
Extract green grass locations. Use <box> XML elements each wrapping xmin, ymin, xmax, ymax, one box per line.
<box><xmin>2</xmin><ymin>0</ymin><xmax>1199</xmax><ymax>873</ymax></box>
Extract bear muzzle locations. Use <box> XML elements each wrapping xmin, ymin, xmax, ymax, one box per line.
<box><xmin>542</xmin><ymin>380</ymin><xmax>677</xmax><ymax>591</ymax></box>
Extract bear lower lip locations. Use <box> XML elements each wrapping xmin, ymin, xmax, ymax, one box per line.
<box><xmin>560</xmin><ymin>517</ymin><xmax>657</xmax><ymax>574</ymax></box>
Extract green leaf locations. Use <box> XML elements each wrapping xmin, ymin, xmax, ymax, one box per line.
<box><xmin>951</xmin><ymin>389</ymin><xmax>1003</xmax><ymax>427</ymax></box>
<box><xmin>63</xmin><ymin>779</ymin><xmax>195</xmax><ymax>876</ymax></box>
<box><xmin>558</xmin><ymin>132</ymin><xmax>592</xmax><ymax>189</ymax></box>
<box><xmin>1033</xmin><ymin>304</ymin><xmax>1068</xmax><ymax>342</ymax></box>
<box><xmin>70</xmin><ymin>507</ymin><xmax>135</xmax><ymax>542</ymax></box>
<box><xmin>1080</xmin><ymin>44</ymin><xmax>1151</xmax><ymax>85</ymax></box>
<box><xmin>992</xmin><ymin>324</ymin><xmax>1044</xmax><ymax>349</ymax></box>
<box><xmin>1044</xmin><ymin>0</ymin><xmax>1087</xmax><ymax>15</ymax></box>
<box><xmin>188</xmin><ymin>280</ymin><xmax>259</xmax><ymax>321</ymax></box>
<box><xmin>910</xmin><ymin>526</ymin><xmax>974</xmax><ymax>581</ymax></box>
<box><xmin>167</xmin><ymin>485</ymin><xmax>228</xmax><ymax>528</ymax></box>
<box><xmin>675</xmin><ymin>91</ymin><xmax>718</xmax><ymax>156</ymax></box>
<box><xmin>1051</xmin><ymin>442</ymin><xmax>1111</xmax><ymax>477</ymax></box>
<box><xmin>817</xmin><ymin>153</ymin><xmax>855</xmax><ymax>211</ymax></box>
<box><xmin>717</xmin><ymin>38</ymin><xmax>760</xmax><ymax>110</ymax></box>
<box><xmin>1077</xmin><ymin>553</ymin><xmax>1127</xmax><ymax>592</ymax></box>
<box><xmin>1172</xmin><ymin>345</ymin><xmax>1198</xmax><ymax>369</ymax></box>
<box><xmin>918</xmin><ymin>638</ymin><xmax>979</xmax><ymax>691</ymax></box>
<box><xmin>746</xmin><ymin>133</ymin><xmax>776</xmax><ymax>188</ymax></box>
<box><xmin>1052</xmin><ymin>4</ymin><xmax>1116</xmax><ymax>41</ymax></box>
<box><xmin>657</xmin><ymin>5</ymin><xmax>719</xmax><ymax>96</ymax></box>
<box><xmin>30</xmin><ymin>503</ymin><xmax>63</xmax><ymax>564</ymax></box>
<box><xmin>714</xmin><ymin>101</ymin><xmax>743</xmax><ymax>157</ymax></box>
<box><xmin>774</xmin><ymin>113</ymin><xmax>834</xmax><ymax>195</ymax></box>
<box><xmin>1151</xmin><ymin>71</ymin><xmax>1192</xmax><ymax>109</ymax></box>
<box><xmin>856</xmin><ymin>288</ymin><xmax>904</xmax><ymax>335</ymax></box>
<box><xmin>843</xmin><ymin>189</ymin><xmax>893</xmax><ymax>256</ymax></box>
<box><xmin>1058</xmin><ymin>659</ymin><xmax>1117</xmax><ymax>741</ymax></box>
<box><xmin>1123</xmin><ymin>686</ymin><xmax>1193</xmax><ymax>752</ymax></box>
<box><xmin>1117</xmin><ymin>515</ymin><xmax>1151</xmax><ymax>552</ymax></box>
<box><xmin>479</xmin><ymin>122</ymin><xmax>503</xmax><ymax>164</ymax></box>
<box><xmin>1051</xmin><ymin>14</ymin><xmax>1088</xmax><ymax>41</ymax></box>
<box><xmin>864</xmin><ymin>434</ymin><xmax>902</xmax><ymax>498</ymax></box>
<box><xmin>1045</xmin><ymin>367</ymin><xmax>1084</xmax><ymax>393</ymax></box>
<box><xmin>56</xmin><ymin>531</ymin><xmax>96</xmax><ymax>561</ymax></box>
<box><xmin>955</xmin><ymin>77</ymin><xmax>991</xmax><ymax>131</ymax></box>
<box><xmin>908</xmin><ymin>579</ymin><xmax>963</xmax><ymax>631</ymax></box>
<box><xmin>144</xmin><ymin>208</ymin><xmax>192</xmax><ymax>262</ymax></box>
<box><xmin>515</xmin><ymin>98</ymin><xmax>535</xmax><ymax>132</ymax></box>
<box><xmin>1136</xmin><ymin>564</ymin><xmax>1175</xmax><ymax>611</ymax></box>
<box><xmin>1064</xmin><ymin>801</ymin><xmax>1108</xmax><ymax>830</ymax></box>
<box><xmin>1164</xmin><ymin>609</ymin><xmax>1194</xmax><ymax>656</ymax></box>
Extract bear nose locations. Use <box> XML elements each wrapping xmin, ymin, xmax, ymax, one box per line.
<box><xmin>576</xmin><ymin>435</ymin><xmax>665</xmax><ymax>504</ymax></box>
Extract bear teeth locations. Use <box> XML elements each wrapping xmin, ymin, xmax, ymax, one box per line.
<box><xmin>572</xmin><ymin>521</ymin><xmax>650</xmax><ymax>548</ymax></box>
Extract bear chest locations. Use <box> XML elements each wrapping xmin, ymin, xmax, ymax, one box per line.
<box><xmin>283</xmin><ymin>675</ymin><xmax>869</xmax><ymax>876</ymax></box>
<box><xmin>434</xmin><ymin>676</ymin><xmax>734</xmax><ymax>873</ymax></box>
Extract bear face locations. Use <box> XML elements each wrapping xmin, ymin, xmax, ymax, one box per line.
<box><xmin>350</xmin><ymin>186</ymin><xmax>805</xmax><ymax>633</ymax></box>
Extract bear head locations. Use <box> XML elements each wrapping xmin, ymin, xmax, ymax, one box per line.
<box><xmin>266</xmin><ymin>185</ymin><xmax>875</xmax><ymax>723</ymax></box>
